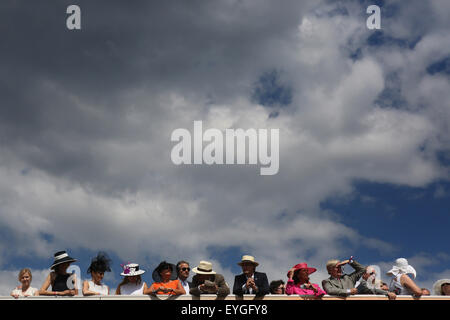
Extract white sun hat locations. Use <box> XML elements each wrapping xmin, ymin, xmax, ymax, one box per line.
<box><xmin>386</xmin><ymin>258</ymin><xmax>417</xmax><ymax>279</ymax></box>
<box><xmin>433</xmin><ymin>279</ymin><xmax>450</xmax><ymax>295</ymax></box>
<box><xmin>120</xmin><ymin>263</ymin><xmax>145</xmax><ymax>276</ymax></box>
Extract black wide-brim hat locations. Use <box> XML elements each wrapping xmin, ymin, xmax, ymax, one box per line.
<box><xmin>50</xmin><ymin>250</ymin><xmax>77</xmax><ymax>270</ymax></box>
<box><xmin>151</xmin><ymin>262</ymin><xmax>178</xmax><ymax>282</ymax></box>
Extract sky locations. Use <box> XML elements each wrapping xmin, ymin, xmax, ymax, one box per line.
<box><xmin>0</xmin><ymin>0</ymin><xmax>449</xmax><ymax>295</ymax></box>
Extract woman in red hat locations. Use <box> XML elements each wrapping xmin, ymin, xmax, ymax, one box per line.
<box><xmin>286</xmin><ymin>263</ymin><xmax>326</xmax><ymax>297</ymax></box>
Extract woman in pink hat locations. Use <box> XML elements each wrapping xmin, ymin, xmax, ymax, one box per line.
<box><xmin>286</xmin><ymin>263</ymin><xmax>326</xmax><ymax>297</ymax></box>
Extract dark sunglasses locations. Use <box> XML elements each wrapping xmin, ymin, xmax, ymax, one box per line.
<box><xmin>181</xmin><ymin>267</ymin><xmax>190</xmax><ymax>271</ymax></box>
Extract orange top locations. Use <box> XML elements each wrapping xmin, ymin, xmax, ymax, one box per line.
<box><xmin>151</xmin><ymin>280</ymin><xmax>180</xmax><ymax>295</ymax></box>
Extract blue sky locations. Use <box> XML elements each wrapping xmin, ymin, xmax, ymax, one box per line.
<box><xmin>0</xmin><ymin>0</ymin><xmax>449</xmax><ymax>294</ymax></box>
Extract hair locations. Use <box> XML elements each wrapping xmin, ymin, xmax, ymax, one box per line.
<box><xmin>176</xmin><ymin>260</ymin><xmax>189</xmax><ymax>271</ymax></box>
<box><xmin>366</xmin><ymin>265</ymin><xmax>376</xmax><ymax>274</ymax></box>
<box><xmin>119</xmin><ymin>275</ymin><xmax>142</xmax><ymax>287</ymax></box>
<box><xmin>326</xmin><ymin>259</ymin><xmax>340</xmax><ymax>273</ymax></box>
<box><xmin>87</xmin><ymin>252</ymin><xmax>112</xmax><ymax>274</ymax></box>
<box><xmin>155</xmin><ymin>261</ymin><xmax>173</xmax><ymax>275</ymax></box>
<box><xmin>269</xmin><ymin>280</ymin><xmax>285</xmax><ymax>294</ymax></box>
<box><xmin>18</xmin><ymin>268</ymin><xmax>32</xmax><ymax>282</ymax></box>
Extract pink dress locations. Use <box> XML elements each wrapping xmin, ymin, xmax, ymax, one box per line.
<box><xmin>285</xmin><ymin>279</ymin><xmax>326</xmax><ymax>297</ymax></box>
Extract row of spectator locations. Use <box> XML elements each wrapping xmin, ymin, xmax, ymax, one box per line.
<box><xmin>10</xmin><ymin>251</ymin><xmax>450</xmax><ymax>299</ymax></box>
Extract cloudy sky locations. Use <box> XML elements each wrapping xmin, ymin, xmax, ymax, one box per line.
<box><xmin>1</xmin><ymin>0</ymin><xmax>449</xmax><ymax>295</ymax></box>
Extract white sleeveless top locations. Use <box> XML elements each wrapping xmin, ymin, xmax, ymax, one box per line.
<box><xmin>120</xmin><ymin>282</ymin><xmax>145</xmax><ymax>295</ymax></box>
<box><xmin>11</xmin><ymin>286</ymin><xmax>38</xmax><ymax>297</ymax></box>
<box><xmin>88</xmin><ymin>280</ymin><xmax>109</xmax><ymax>295</ymax></box>
<box><xmin>389</xmin><ymin>274</ymin><xmax>413</xmax><ymax>295</ymax></box>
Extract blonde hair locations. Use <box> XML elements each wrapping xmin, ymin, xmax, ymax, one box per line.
<box><xmin>18</xmin><ymin>268</ymin><xmax>32</xmax><ymax>282</ymax></box>
<box><xmin>326</xmin><ymin>260</ymin><xmax>340</xmax><ymax>273</ymax></box>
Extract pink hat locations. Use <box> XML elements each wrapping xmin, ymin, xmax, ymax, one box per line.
<box><xmin>287</xmin><ymin>263</ymin><xmax>317</xmax><ymax>277</ymax></box>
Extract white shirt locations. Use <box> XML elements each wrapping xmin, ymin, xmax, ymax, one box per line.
<box><xmin>242</xmin><ymin>274</ymin><xmax>255</xmax><ymax>294</ymax></box>
<box><xmin>11</xmin><ymin>286</ymin><xmax>38</xmax><ymax>297</ymax></box>
<box><xmin>87</xmin><ymin>280</ymin><xmax>109</xmax><ymax>295</ymax></box>
<box><xmin>120</xmin><ymin>282</ymin><xmax>145</xmax><ymax>295</ymax></box>
<box><xmin>178</xmin><ymin>278</ymin><xmax>190</xmax><ymax>295</ymax></box>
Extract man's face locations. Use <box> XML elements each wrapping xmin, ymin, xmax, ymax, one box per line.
<box><xmin>178</xmin><ymin>263</ymin><xmax>190</xmax><ymax>280</ymax></box>
<box><xmin>363</xmin><ymin>269</ymin><xmax>376</xmax><ymax>281</ymax></box>
<box><xmin>241</xmin><ymin>262</ymin><xmax>255</xmax><ymax>276</ymax></box>
<box><xmin>196</xmin><ymin>273</ymin><xmax>212</xmax><ymax>283</ymax></box>
<box><xmin>329</xmin><ymin>264</ymin><xmax>343</xmax><ymax>278</ymax></box>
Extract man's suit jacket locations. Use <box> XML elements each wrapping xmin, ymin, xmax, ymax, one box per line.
<box><xmin>357</xmin><ymin>279</ymin><xmax>389</xmax><ymax>296</ymax></box>
<box><xmin>190</xmin><ymin>274</ymin><xmax>230</xmax><ymax>297</ymax></box>
<box><xmin>232</xmin><ymin>271</ymin><xmax>270</xmax><ymax>296</ymax></box>
<box><xmin>322</xmin><ymin>260</ymin><xmax>366</xmax><ymax>297</ymax></box>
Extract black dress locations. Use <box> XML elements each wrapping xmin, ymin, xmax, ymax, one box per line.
<box><xmin>52</xmin><ymin>273</ymin><xmax>71</xmax><ymax>292</ymax></box>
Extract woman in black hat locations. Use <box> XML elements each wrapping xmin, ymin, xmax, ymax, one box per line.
<box><xmin>144</xmin><ymin>261</ymin><xmax>185</xmax><ymax>295</ymax></box>
<box><xmin>82</xmin><ymin>252</ymin><xmax>112</xmax><ymax>296</ymax></box>
<box><xmin>39</xmin><ymin>250</ymin><xmax>78</xmax><ymax>296</ymax></box>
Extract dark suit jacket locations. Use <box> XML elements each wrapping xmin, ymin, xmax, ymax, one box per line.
<box><xmin>233</xmin><ymin>271</ymin><xmax>270</xmax><ymax>296</ymax></box>
<box><xmin>357</xmin><ymin>279</ymin><xmax>389</xmax><ymax>296</ymax></box>
<box><xmin>190</xmin><ymin>273</ymin><xmax>230</xmax><ymax>297</ymax></box>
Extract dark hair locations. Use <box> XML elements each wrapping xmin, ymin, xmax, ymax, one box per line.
<box><xmin>176</xmin><ymin>260</ymin><xmax>189</xmax><ymax>271</ymax></box>
<box><xmin>293</xmin><ymin>269</ymin><xmax>302</xmax><ymax>285</ymax></box>
<box><xmin>156</xmin><ymin>261</ymin><xmax>173</xmax><ymax>275</ymax></box>
<box><xmin>269</xmin><ymin>280</ymin><xmax>285</xmax><ymax>294</ymax></box>
<box><xmin>87</xmin><ymin>252</ymin><xmax>112</xmax><ymax>274</ymax></box>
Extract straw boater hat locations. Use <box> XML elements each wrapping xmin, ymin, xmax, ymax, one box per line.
<box><xmin>433</xmin><ymin>279</ymin><xmax>450</xmax><ymax>295</ymax></box>
<box><xmin>386</xmin><ymin>258</ymin><xmax>417</xmax><ymax>279</ymax></box>
<box><xmin>192</xmin><ymin>261</ymin><xmax>216</xmax><ymax>275</ymax></box>
<box><xmin>237</xmin><ymin>255</ymin><xmax>259</xmax><ymax>267</ymax></box>
<box><xmin>50</xmin><ymin>251</ymin><xmax>77</xmax><ymax>270</ymax></box>
<box><xmin>120</xmin><ymin>263</ymin><xmax>145</xmax><ymax>276</ymax></box>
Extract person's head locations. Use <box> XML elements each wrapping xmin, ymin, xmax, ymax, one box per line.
<box><xmin>120</xmin><ymin>263</ymin><xmax>145</xmax><ymax>285</ymax></box>
<box><xmin>176</xmin><ymin>260</ymin><xmax>190</xmax><ymax>281</ymax></box>
<box><xmin>269</xmin><ymin>280</ymin><xmax>285</xmax><ymax>294</ymax></box>
<box><xmin>421</xmin><ymin>288</ymin><xmax>430</xmax><ymax>296</ymax></box>
<box><xmin>442</xmin><ymin>283</ymin><xmax>450</xmax><ymax>296</ymax></box>
<box><xmin>291</xmin><ymin>263</ymin><xmax>317</xmax><ymax>284</ymax></box>
<box><xmin>363</xmin><ymin>265</ymin><xmax>377</xmax><ymax>281</ymax></box>
<box><xmin>18</xmin><ymin>268</ymin><xmax>32</xmax><ymax>286</ymax></box>
<box><xmin>237</xmin><ymin>255</ymin><xmax>258</xmax><ymax>277</ymax></box>
<box><xmin>192</xmin><ymin>261</ymin><xmax>216</xmax><ymax>283</ymax></box>
<box><xmin>50</xmin><ymin>250</ymin><xmax>77</xmax><ymax>274</ymax></box>
<box><xmin>87</xmin><ymin>252</ymin><xmax>112</xmax><ymax>284</ymax></box>
<box><xmin>155</xmin><ymin>261</ymin><xmax>174</xmax><ymax>282</ymax></box>
<box><xmin>326</xmin><ymin>259</ymin><xmax>342</xmax><ymax>278</ymax></box>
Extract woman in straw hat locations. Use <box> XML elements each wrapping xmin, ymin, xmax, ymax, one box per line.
<box><xmin>39</xmin><ymin>250</ymin><xmax>78</xmax><ymax>296</ymax></box>
<box><xmin>433</xmin><ymin>279</ymin><xmax>450</xmax><ymax>295</ymax></box>
<box><xmin>386</xmin><ymin>258</ymin><xmax>425</xmax><ymax>297</ymax></box>
<box><xmin>286</xmin><ymin>263</ymin><xmax>326</xmax><ymax>297</ymax></box>
<box><xmin>82</xmin><ymin>252</ymin><xmax>112</xmax><ymax>296</ymax></box>
<box><xmin>115</xmin><ymin>262</ymin><xmax>148</xmax><ymax>295</ymax></box>
<box><xmin>144</xmin><ymin>261</ymin><xmax>185</xmax><ymax>295</ymax></box>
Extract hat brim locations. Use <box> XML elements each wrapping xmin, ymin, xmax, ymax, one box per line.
<box><xmin>50</xmin><ymin>257</ymin><xmax>77</xmax><ymax>270</ymax></box>
<box><xmin>192</xmin><ymin>267</ymin><xmax>216</xmax><ymax>275</ymax></box>
<box><xmin>237</xmin><ymin>260</ymin><xmax>259</xmax><ymax>267</ymax></box>
<box><xmin>433</xmin><ymin>279</ymin><xmax>450</xmax><ymax>295</ymax></box>
<box><xmin>121</xmin><ymin>270</ymin><xmax>145</xmax><ymax>277</ymax></box>
<box><xmin>152</xmin><ymin>263</ymin><xmax>178</xmax><ymax>282</ymax></box>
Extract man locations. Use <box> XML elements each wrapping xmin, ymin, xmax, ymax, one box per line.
<box><xmin>232</xmin><ymin>255</ymin><xmax>270</xmax><ymax>297</ymax></box>
<box><xmin>322</xmin><ymin>256</ymin><xmax>366</xmax><ymax>297</ymax></box>
<box><xmin>176</xmin><ymin>260</ymin><xmax>191</xmax><ymax>295</ymax></box>
<box><xmin>357</xmin><ymin>266</ymin><xmax>396</xmax><ymax>300</ymax></box>
<box><xmin>190</xmin><ymin>260</ymin><xmax>230</xmax><ymax>298</ymax></box>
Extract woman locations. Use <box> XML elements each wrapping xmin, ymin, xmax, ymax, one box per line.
<box><xmin>145</xmin><ymin>261</ymin><xmax>185</xmax><ymax>295</ymax></box>
<box><xmin>10</xmin><ymin>268</ymin><xmax>39</xmax><ymax>298</ymax></box>
<box><xmin>387</xmin><ymin>258</ymin><xmax>424</xmax><ymax>297</ymax></box>
<box><xmin>286</xmin><ymin>262</ymin><xmax>326</xmax><ymax>297</ymax></box>
<box><xmin>82</xmin><ymin>252</ymin><xmax>112</xmax><ymax>296</ymax></box>
<box><xmin>115</xmin><ymin>263</ymin><xmax>148</xmax><ymax>295</ymax></box>
<box><xmin>433</xmin><ymin>279</ymin><xmax>450</xmax><ymax>296</ymax></box>
<box><xmin>269</xmin><ymin>280</ymin><xmax>285</xmax><ymax>294</ymax></box>
<box><xmin>39</xmin><ymin>250</ymin><xmax>78</xmax><ymax>296</ymax></box>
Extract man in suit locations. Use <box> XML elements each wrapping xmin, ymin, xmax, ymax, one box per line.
<box><xmin>190</xmin><ymin>260</ymin><xmax>230</xmax><ymax>298</ymax></box>
<box><xmin>233</xmin><ymin>255</ymin><xmax>270</xmax><ymax>297</ymax></box>
<box><xmin>176</xmin><ymin>260</ymin><xmax>192</xmax><ymax>295</ymax></box>
<box><xmin>357</xmin><ymin>265</ymin><xmax>396</xmax><ymax>300</ymax></box>
<box><xmin>322</xmin><ymin>256</ymin><xmax>366</xmax><ymax>297</ymax></box>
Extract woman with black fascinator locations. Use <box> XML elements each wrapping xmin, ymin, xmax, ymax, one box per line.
<box><xmin>82</xmin><ymin>252</ymin><xmax>112</xmax><ymax>296</ymax></box>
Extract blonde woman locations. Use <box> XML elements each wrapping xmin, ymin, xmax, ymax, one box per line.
<box><xmin>10</xmin><ymin>268</ymin><xmax>39</xmax><ymax>298</ymax></box>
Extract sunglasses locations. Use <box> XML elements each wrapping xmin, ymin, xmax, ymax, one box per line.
<box><xmin>181</xmin><ymin>267</ymin><xmax>190</xmax><ymax>271</ymax></box>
